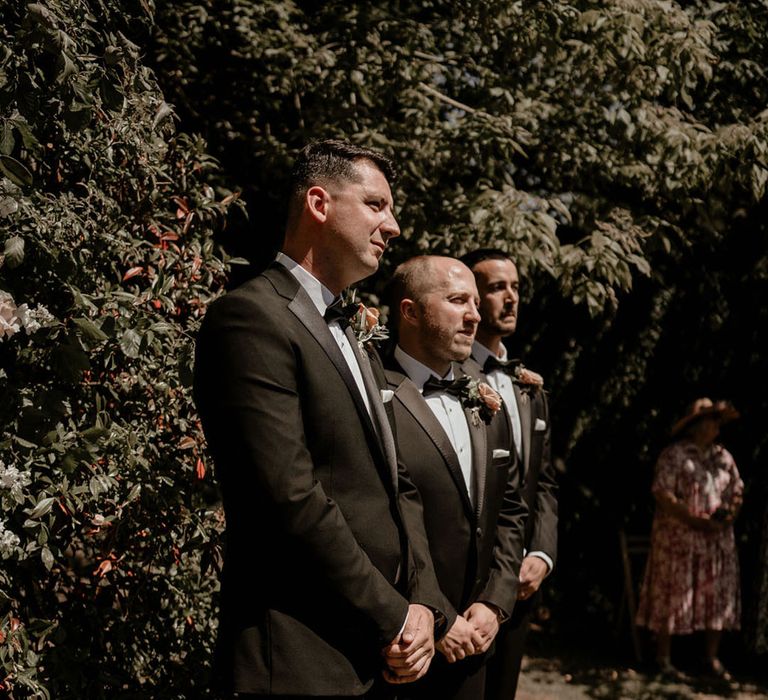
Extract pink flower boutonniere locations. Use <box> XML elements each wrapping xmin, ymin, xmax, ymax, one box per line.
<box><xmin>342</xmin><ymin>290</ymin><xmax>389</xmax><ymax>348</ymax></box>
<box><xmin>512</xmin><ymin>364</ymin><xmax>544</xmax><ymax>395</ymax></box>
<box><xmin>465</xmin><ymin>379</ymin><xmax>503</xmax><ymax>426</ymax></box>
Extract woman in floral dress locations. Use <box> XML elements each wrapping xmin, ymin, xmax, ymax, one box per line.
<box><xmin>636</xmin><ymin>398</ymin><xmax>743</xmax><ymax>678</ymax></box>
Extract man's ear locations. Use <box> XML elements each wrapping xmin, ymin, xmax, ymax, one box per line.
<box><xmin>400</xmin><ymin>298</ymin><xmax>419</xmax><ymax>326</ymax></box>
<box><xmin>306</xmin><ymin>185</ymin><xmax>330</xmax><ymax>223</ymax></box>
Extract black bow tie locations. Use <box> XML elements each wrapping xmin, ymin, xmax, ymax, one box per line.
<box><xmin>422</xmin><ymin>375</ymin><xmax>471</xmax><ymax>398</ymax></box>
<box><xmin>483</xmin><ymin>355</ymin><xmax>521</xmax><ymax>376</ymax></box>
<box><xmin>324</xmin><ymin>298</ymin><xmax>352</xmax><ymax>327</ymax></box>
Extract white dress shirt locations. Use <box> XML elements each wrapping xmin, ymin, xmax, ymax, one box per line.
<box><xmin>276</xmin><ymin>253</ymin><xmax>371</xmax><ymax>415</ymax></box>
<box><xmin>395</xmin><ymin>346</ymin><xmax>475</xmax><ymax>505</ymax></box>
<box><xmin>471</xmin><ymin>341</ymin><xmax>522</xmax><ymax>458</ymax></box>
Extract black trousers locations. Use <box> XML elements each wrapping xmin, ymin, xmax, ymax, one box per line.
<box><xmin>233</xmin><ymin>682</ymin><xmax>399</xmax><ymax>700</ymax></box>
<box><xmin>484</xmin><ymin>597</ymin><xmax>535</xmax><ymax>700</ymax></box>
<box><xmin>396</xmin><ymin>653</ymin><xmax>486</xmax><ymax>700</ymax></box>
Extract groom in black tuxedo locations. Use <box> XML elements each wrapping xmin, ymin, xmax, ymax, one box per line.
<box><xmin>382</xmin><ymin>256</ymin><xmax>527</xmax><ymax>700</ymax></box>
<box><xmin>194</xmin><ymin>141</ymin><xmax>447</xmax><ymax>698</ymax></box>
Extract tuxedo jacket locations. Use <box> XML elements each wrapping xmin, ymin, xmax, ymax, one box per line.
<box><xmin>463</xmin><ymin>357</ymin><xmax>558</xmax><ymax>565</ymax></box>
<box><xmin>193</xmin><ymin>263</ymin><xmax>447</xmax><ymax>696</ymax></box>
<box><xmin>383</xmin><ymin>361</ymin><xmax>527</xmax><ymax>625</ymax></box>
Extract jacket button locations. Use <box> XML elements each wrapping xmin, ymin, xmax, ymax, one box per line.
<box><xmin>476</xmin><ymin>527</ymin><xmax>483</xmax><ymax>538</ymax></box>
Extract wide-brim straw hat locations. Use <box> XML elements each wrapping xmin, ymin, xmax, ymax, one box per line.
<box><xmin>670</xmin><ymin>397</ymin><xmax>740</xmax><ymax>437</ymax></box>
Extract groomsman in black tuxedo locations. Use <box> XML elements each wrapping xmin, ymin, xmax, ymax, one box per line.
<box><xmin>383</xmin><ymin>256</ymin><xmax>527</xmax><ymax>700</ymax></box>
<box><xmin>460</xmin><ymin>249</ymin><xmax>559</xmax><ymax>700</ymax></box>
<box><xmin>194</xmin><ymin>140</ymin><xmax>448</xmax><ymax>698</ymax></box>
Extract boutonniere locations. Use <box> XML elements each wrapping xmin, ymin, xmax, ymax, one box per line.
<box><xmin>463</xmin><ymin>379</ymin><xmax>503</xmax><ymax>427</ymax></box>
<box><xmin>512</xmin><ymin>364</ymin><xmax>544</xmax><ymax>395</ymax></box>
<box><xmin>342</xmin><ymin>290</ymin><xmax>389</xmax><ymax>348</ymax></box>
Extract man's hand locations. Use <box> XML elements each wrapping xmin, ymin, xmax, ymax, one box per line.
<box><xmin>517</xmin><ymin>555</ymin><xmax>549</xmax><ymax>601</ymax></box>
<box><xmin>463</xmin><ymin>603</ymin><xmax>500</xmax><ymax>654</ymax></box>
<box><xmin>435</xmin><ymin>615</ymin><xmax>483</xmax><ymax>663</ymax></box>
<box><xmin>381</xmin><ymin>604</ymin><xmax>435</xmax><ymax>684</ymax></box>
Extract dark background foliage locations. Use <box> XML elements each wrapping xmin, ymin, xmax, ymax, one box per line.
<box><xmin>1</xmin><ymin>0</ymin><xmax>766</xmax><ymax>696</ymax></box>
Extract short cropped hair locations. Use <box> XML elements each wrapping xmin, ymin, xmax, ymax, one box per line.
<box><xmin>459</xmin><ymin>248</ymin><xmax>513</xmax><ymax>271</ymax></box>
<box><xmin>386</xmin><ymin>255</ymin><xmax>434</xmax><ymax>306</ymax></box>
<box><xmin>286</xmin><ymin>139</ymin><xmax>396</xmax><ymax>229</ymax></box>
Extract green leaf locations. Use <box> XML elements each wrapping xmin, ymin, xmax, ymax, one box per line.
<box><xmin>120</xmin><ymin>328</ymin><xmax>142</xmax><ymax>358</ymax></box>
<box><xmin>73</xmin><ymin>317</ymin><xmax>108</xmax><ymax>343</ymax></box>
<box><xmin>3</xmin><ymin>235</ymin><xmax>24</xmax><ymax>267</ymax></box>
<box><xmin>0</xmin><ymin>197</ymin><xmax>19</xmax><ymax>218</ymax></box>
<box><xmin>27</xmin><ymin>497</ymin><xmax>55</xmax><ymax>520</ymax></box>
<box><xmin>0</xmin><ymin>155</ymin><xmax>32</xmax><ymax>186</ymax></box>
<box><xmin>81</xmin><ymin>426</ymin><xmax>108</xmax><ymax>443</ymax></box>
<box><xmin>41</xmin><ymin>547</ymin><xmax>54</xmax><ymax>570</ymax></box>
<box><xmin>0</xmin><ymin>122</ymin><xmax>15</xmax><ymax>155</ymax></box>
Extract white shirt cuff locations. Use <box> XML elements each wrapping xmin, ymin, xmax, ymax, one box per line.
<box><xmin>525</xmin><ymin>550</ymin><xmax>554</xmax><ymax>574</ymax></box>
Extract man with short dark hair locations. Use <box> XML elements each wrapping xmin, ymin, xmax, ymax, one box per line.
<box><xmin>194</xmin><ymin>140</ymin><xmax>447</xmax><ymax>698</ymax></box>
<box><xmin>460</xmin><ymin>248</ymin><xmax>559</xmax><ymax>700</ymax></box>
<box><xmin>383</xmin><ymin>255</ymin><xmax>527</xmax><ymax>700</ymax></box>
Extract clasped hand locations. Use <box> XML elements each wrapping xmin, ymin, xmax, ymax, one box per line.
<box><xmin>381</xmin><ymin>604</ymin><xmax>435</xmax><ymax>684</ymax></box>
<box><xmin>436</xmin><ymin>602</ymin><xmax>500</xmax><ymax>663</ymax></box>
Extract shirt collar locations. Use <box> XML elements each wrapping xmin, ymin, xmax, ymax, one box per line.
<box><xmin>276</xmin><ymin>252</ymin><xmax>336</xmax><ymax>316</ymax></box>
<box><xmin>471</xmin><ymin>340</ymin><xmax>508</xmax><ymax>365</ymax></box>
<box><xmin>394</xmin><ymin>345</ymin><xmax>454</xmax><ymax>391</ymax></box>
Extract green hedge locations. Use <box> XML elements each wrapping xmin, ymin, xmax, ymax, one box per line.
<box><xmin>0</xmin><ymin>2</ymin><xmax>241</xmax><ymax>696</ymax></box>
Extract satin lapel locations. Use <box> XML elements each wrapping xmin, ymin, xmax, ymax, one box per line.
<box><xmin>344</xmin><ymin>327</ymin><xmax>399</xmax><ymax>493</ymax></box>
<box><xmin>392</xmin><ymin>373</ymin><xmax>475</xmax><ymax>520</ymax></box>
<box><xmin>514</xmin><ymin>384</ymin><xmax>532</xmax><ymax>479</ymax></box>
<box><xmin>464</xmin><ymin>407</ymin><xmax>487</xmax><ymax>519</ymax></box>
<box><xmin>285</xmin><ymin>282</ymin><xmax>380</xmax><ymax>451</ymax></box>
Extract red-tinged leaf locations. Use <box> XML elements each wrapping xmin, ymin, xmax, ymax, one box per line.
<box><xmin>151</xmin><ymin>299</ymin><xmax>162</xmax><ymax>309</ymax></box>
<box><xmin>122</xmin><ymin>266</ymin><xmax>143</xmax><ymax>281</ymax></box>
<box><xmin>57</xmin><ymin>500</ymin><xmax>71</xmax><ymax>516</ymax></box>
<box><xmin>173</xmin><ymin>196</ymin><xmax>190</xmax><ymax>217</ymax></box>
<box><xmin>0</xmin><ymin>630</ymin><xmax>5</xmax><ymax>643</ymax></box>
<box><xmin>10</xmin><ymin>618</ymin><xmax>20</xmax><ymax>633</ymax></box>
<box><xmin>160</xmin><ymin>232</ymin><xmax>179</xmax><ymax>241</ymax></box>
<box><xmin>179</xmin><ymin>436</ymin><xmax>196</xmax><ymax>450</ymax></box>
<box><xmin>186</xmin><ymin>616</ymin><xmax>193</xmax><ymax>626</ymax></box>
<box><xmin>195</xmin><ymin>457</ymin><xmax>206</xmax><ymax>480</ymax></box>
<box><xmin>94</xmin><ymin>559</ymin><xmax>112</xmax><ymax>577</ymax></box>
<box><xmin>182</xmin><ymin>211</ymin><xmax>194</xmax><ymax>235</ymax></box>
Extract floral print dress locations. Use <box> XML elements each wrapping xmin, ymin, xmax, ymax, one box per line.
<box><xmin>636</xmin><ymin>440</ymin><xmax>743</xmax><ymax>634</ymax></box>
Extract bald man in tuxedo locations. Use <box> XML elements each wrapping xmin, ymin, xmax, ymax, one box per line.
<box><xmin>382</xmin><ymin>256</ymin><xmax>527</xmax><ymax>700</ymax></box>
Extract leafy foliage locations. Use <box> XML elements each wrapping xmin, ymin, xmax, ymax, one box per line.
<box><xmin>0</xmin><ymin>1</ymin><xmax>241</xmax><ymax>696</ymax></box>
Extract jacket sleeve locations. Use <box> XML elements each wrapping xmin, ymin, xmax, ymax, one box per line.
<box><xmin>528</xmin><ymin>393</ymin><xmax>558</xmax><ymax>566</ymax></box>
<box><xmin>477</xmin><ymin>437</ymin><xmax>528</xmax><ymax>617</ymax></box>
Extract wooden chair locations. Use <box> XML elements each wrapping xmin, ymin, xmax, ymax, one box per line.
<box><xmin>616</xmin><ymin>529</ymin><xmax>650</xmax><ymax>663</ymax></box>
